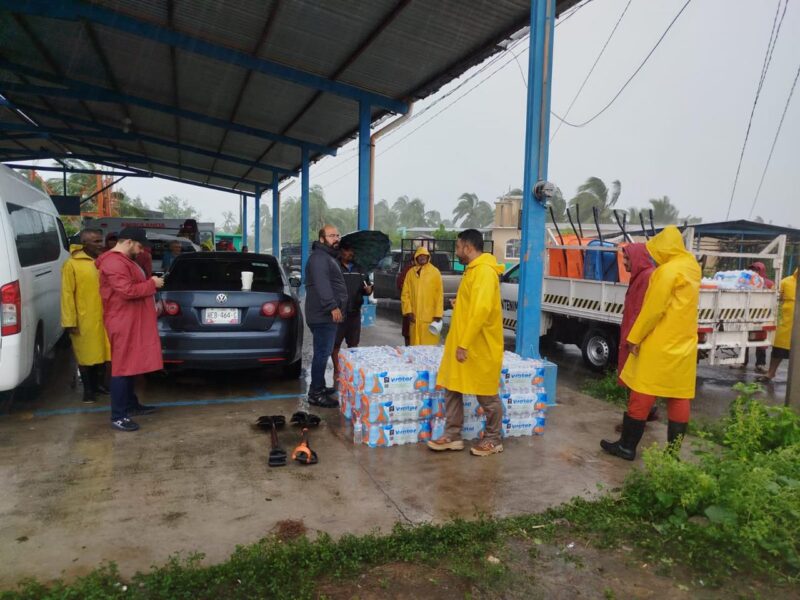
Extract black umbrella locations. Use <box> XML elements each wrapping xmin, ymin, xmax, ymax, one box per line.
<box><xmin>339</xmin><ymin>230</ymin><xmax>391</xmax><ymax>272</ymax></box>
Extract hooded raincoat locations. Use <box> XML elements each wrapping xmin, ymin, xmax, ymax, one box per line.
<box><xmin>401</xmin><ymin>247</ymin><xmax>444</xmax><ymax>345</ymax></box>
<box><xmin>96</xmin><ymin>251</ymin><xmax>163</xmax><ymax>377</ymax></box>
<box><xmin>436</xmin><ymin>252</ymin><xmax>505</xmax><ymax>395</ymax></box>
<box><xmin>61</xmin><ymin>246</ymin><xmax>111</xmax><ymax>366</ymax></box>
<box><xmin>617</xmin><ymin>244</ymin><xmax>655</xmax><ymax>383</ymax></box>
<box><xmin>748</xmin><ymin>262</ymin><xmax>774</xmax><ymax>290</ymax></box>
<box><xmin>620</xmin><ymin>227</ymin><xmax>701</xmax><ymax>399</ymax></box>
<box><xmin>775</xmin><ymin>269</ymin><xmax>797</xmax><ymax>350</ymax></box>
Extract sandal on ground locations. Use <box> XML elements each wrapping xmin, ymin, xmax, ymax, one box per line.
<box><xmin>755</xmin><ymin>375</ymin><xmax>773</xmax><ymax>384</ymax></box>
<box><xmin>290</xmin><ymin>411</ymin><xmax>321</xmax><ymax>427</ymax></box>
<box><xmin>470</xmin><ymin>439</ymin><xmax>504</xmax><ymax>457</ymax></box>
<box><xmin>426</xmin><ymin>436</ymin><xmax>464</xmax><ymax>452</ymax></box>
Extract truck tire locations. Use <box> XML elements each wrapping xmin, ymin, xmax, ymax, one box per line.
<box><xmin>581</xmin><ymin>328</ymin><xmax>616</xmax><ymax>372</ymax></box>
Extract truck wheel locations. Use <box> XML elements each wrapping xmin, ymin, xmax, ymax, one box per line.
<box><xmin>581</xmin><ymin>328</ymin><xmax>615</xmax><ymax>372</ymax></box>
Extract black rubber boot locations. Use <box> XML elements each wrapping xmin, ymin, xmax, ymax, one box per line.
<box><xmin>79</xmin><ymin>366</ymin><xmax>96</xmax><ymax>404</ymax></box>
<box><xmin>93</xmin><ymin>364</ymin><xmax>110</xmax><ymax>395</ymax></box>
<box><xmin>667</xmin><ymin>420</ymin><xmax>688</xmax><ymax>453</ymax></box>
<box><xmin>601</xmin><ymin>413</ymin><xmax>647</xmax><ymax>461</ymax></box>
<box><xmin>647</xmin><ymin>405</ymin><xmax>659</xmax><ymax>422</ymax></box>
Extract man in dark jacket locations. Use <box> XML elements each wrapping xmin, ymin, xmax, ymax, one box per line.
<box><xmin>332</xmin><ymin>239</ymin><xmax>373</xmax><ymax>387</ymax></box>
<box><xmin>304</xmin><ymin>225</ymin><xmax>348</xmax><ymax>407</ymax></box>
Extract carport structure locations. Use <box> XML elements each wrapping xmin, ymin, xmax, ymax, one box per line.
<box><xmin>0</xmin><ymin>0</ymin><xmax>577</xmax><ymax>360</ymax></box>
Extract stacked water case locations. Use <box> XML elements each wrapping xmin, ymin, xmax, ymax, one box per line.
<box><xmin>338</xmin><ymin>346</ymin><xmax>555</xmax><ymax>447</ymax></box>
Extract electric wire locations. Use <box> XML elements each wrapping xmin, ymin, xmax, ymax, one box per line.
<box><xmin>550</xmin><ymin>0</ymin><xmax>634</xmax><ymax>143</ymax></box>
<box><xmin>748</xmin><ymin>61</ymin><xmax>800</xmax><ymax>219</ymax></box>
<box><xmin>724</xmin><ymin>0</ymin><xmax>790</xmax><ymax>219</ymax></box>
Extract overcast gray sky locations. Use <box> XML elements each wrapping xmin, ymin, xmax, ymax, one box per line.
<box><xmin>117</xmin><ymin>0</ymin><xmax>800</xmax><ymax>232</ymax></box>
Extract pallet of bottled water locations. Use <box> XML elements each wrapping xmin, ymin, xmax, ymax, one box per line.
<box><xmin>337</xmin><ymin>346</ymin><xmax>554</xmax><ymax>447</ymax></box>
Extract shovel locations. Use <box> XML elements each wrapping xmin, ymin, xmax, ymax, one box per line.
<box><xmin>256</xmin><ymin>415</ymin><xmax>287</xmax><ymax>468</ymax></box>
<box><xmin>291</xmin><ymin>427</ymin><xmax>318</xmax><ymax>465</ymax></box>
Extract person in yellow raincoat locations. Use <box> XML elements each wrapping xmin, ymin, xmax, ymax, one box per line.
<box><xmin>401</xmin><ymin>247</ymin><xmax>443</xmax><ymax>345</ymax></box>
<box><xmin>61</xmin><ymin>229</ymin><xmax>111</xmax><ymax>403</ymax></box>
<box><xmin>601</xmin><ymin>226</ymin><xmax>701</xmax><ymax>461</ymax></box>
<box><xmin>761</xmin><ymin>268</ymin><xmax>797</xmax><ymax>382</ymax></box>
<box><xmin>428</xmin><ymin>230</ymin><xmax>505</xmax><ymax>457</ymax></box>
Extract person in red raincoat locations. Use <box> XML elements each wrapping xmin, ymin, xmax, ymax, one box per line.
<box><xmin>741</xmin><ymin>262</ymin><xmax>774</xmax><ymax>373</ymax></box>
<box><xmin>612</xmin><ymin>244</ymin><xmax>657</xmax><ymax>431</ymax></box>
<box><xmin>96</xmin><ymin>228</ymin><xmax>164</xmax><ymax>432</ymax></box>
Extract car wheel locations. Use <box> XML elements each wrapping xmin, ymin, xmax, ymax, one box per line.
<box><xmin>22</xmin><ymin>333</ymin><xmax>45</xmax><ymax>390</ymax></box>
<box><xmin>581</xmin><ymin>328</ymin><xmax>615</xmax><ymax>372</ymax></box>
<box><xmin>283</xmin><ymin>360</ymin><xmax>302</xmax><ymax>380</ymax></box>
<box><xmin>0</xmin><ymin>390</ymin><xmax>15</xmax><ymax>415</ymax></box>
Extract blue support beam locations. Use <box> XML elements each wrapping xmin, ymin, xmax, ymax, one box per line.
<box><xmin>0</xmin><ymin>63</ymin><xmax>336</xmax><ymax>155</ymax></box>
<box><xmin>515</xmin><ymin>0</ymin><xmax>556</xmax><ymax>360</ymax></box>
<box><xmin>254</xmin><ymin>185</ymin><xmax>261</xmax><ymax>253</ymax></box>
<box><xmin>4</xmin><ymin>0</ymin><xmax>408</xmax><ymax>115</ymax></box>
<box><xmin>242</xmin><ymin>194</ymin><xmax>248</xmax><ymax>252</ymax></box>
<box><xmin>300</xmin><ymin>150</ymin><xmax>310</xmax><ymax>283</ymax></box>
<box><xmin>357</xmin><ymin>101</ymin><xmax>371</xmax><ymax>231</ymax></box>
<box><xmin>272</xmin><ymin>178</ymin><xmax>280</xmax><ymax>258</ymax></box>
<box><xmin>0</xmin><ymin>115</ymin><xmax>294</xmax><ymax>175</ymax></box>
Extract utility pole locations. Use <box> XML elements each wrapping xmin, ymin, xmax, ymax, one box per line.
<box><xmin>785</xmin><ymin>270</ymin><xmax>800</xmax><ymax>406</ymax></box>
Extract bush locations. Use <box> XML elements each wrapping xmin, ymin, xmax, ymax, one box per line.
<box><xmin>618</xmin><ymin>383</ymin><xmax>800</xmax><ymax>580</ymax></box>
<box><xmin>581</xmin><ymin>370</ymin><xmax>628</xmax><ymax>407</ymax></box>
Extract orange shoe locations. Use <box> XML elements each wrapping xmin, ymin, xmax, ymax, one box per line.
<box><xmin>470</xmin><ymin>439</ymin><xmax>504</xmax><ymax>457</ymax></box>
<box><xmin>427</xmin><ymin>437</ymin><xmax>464</xmax><ymax>452</ymax></box>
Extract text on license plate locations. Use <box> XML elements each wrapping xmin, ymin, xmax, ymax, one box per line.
<box><xmin>203</xmin><ymin>308</ymin><xmax>240</xmax><ymax>324</ymax></box>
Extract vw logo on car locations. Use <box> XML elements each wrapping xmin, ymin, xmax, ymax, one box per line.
<box><xmin>215</xmin><ymin>293</ymin><xmax>227</xmax><ymax>304</ymax></box>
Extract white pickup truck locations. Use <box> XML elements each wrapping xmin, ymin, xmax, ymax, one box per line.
<box><xmin>500</xmin><ymin>228</ymin><xmax>786</xmax><ymax>371</ymax></box>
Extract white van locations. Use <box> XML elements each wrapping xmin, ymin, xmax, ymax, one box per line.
<box><xmin>0</xmin><ymin>165</ymin><xmax>70</xmax><ymax>402</ymax></box>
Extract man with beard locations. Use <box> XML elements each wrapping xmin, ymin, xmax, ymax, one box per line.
<box><xmin>96</xmin><ymin>228</ymin><xmax>164</xmax><ymax>432</ymax></box>
<box><xmin>304</xmin><ymin>225</ymin><xmax>348</xmax><ymax>407</ymax></box>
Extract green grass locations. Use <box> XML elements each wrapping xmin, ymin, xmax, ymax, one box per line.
<box><xmin>581</xmin><ymin>370</ymin><xmax>628</xmax><ymax>407</ymax></box>
<box><xmin>3</xmin><ymin>385</ymin><xmax>798</xmax><ymax>598</ymax></box>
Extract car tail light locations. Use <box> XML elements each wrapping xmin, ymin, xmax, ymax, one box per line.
<box><xmin>163</xmin><ymin>300</ymin><xmax>181</xmax><ymax>316</ymax></box>
<box><xmin>1</xmin><ymin>281</ymin><xmax>21</xmax><ymax>336</ymax></box>
<box><xmin>278</xmin><ymin>301</ymin><xmax>296</xmax><ymax>319</ymax></box>
<box><xmin>748</xmin><ymin>330</ymin><xmax>768</xmax><ymax>342</ymax></box>
<box><xmin>261</xmin><ymin>302</ymin><xmax>278</xmax><ymax>317</ymax></box>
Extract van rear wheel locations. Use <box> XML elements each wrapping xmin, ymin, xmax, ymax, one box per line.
<box><xmin>22</xmin><ymin>335</ymin><xmax>45</xmax><ymax>390</ymax></box>
<box><xmin>581</xmin><ymin>328</ymin><xmax>615</xmax><ymax>372</ymax></box>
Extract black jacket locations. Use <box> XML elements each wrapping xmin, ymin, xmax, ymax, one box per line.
<box><xmin>339</xmin><ymin>261</ymin><xmax>372</xmax><ymax>315</ymax></box>
<box><xmin>304</xmin><ymin>241</ymin><xmax>348</xmax><ymax>325</ymax></box>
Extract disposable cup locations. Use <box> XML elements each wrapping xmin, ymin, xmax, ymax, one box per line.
<box><xmin>428</xmin><ymin>320</ymin><xmax>443</xmax><ymax>336</ymax></box>
<box><xmin>241</xmin><ymin>271</ymin><xmax>254</xmax><ymax>291</ymax></box>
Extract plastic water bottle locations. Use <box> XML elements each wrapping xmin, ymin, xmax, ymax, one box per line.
<box><xmin>353</xmin><ymin>421</ymin><xmax>363</xmax><ymax>445</ymax></box>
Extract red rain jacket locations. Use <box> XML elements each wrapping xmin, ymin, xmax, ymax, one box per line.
<box><xmin>96</xmin><ymin>251</ymin><xmax>163</xmax><ymax>377</ymax></box>
<box><xmin>618</xmin><ymin>243</ymin><xmax>655</xmax><ymax>383</ymax></box>
<box><xmin>749</xmin><ymin>261</ymin><xmax>774</xmax><ymax>289</ymax></box>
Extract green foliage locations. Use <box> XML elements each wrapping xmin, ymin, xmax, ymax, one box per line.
<box><xmin>432</xmin><ymin>224</ymin><xmax>459</xmax><ymax>240</ymax></box>
<box><xmin>618</xmin><ymin>383</ymin><xmax>800</xmax><ymax>581</ymax></box>
<box><xmin>453</xmin><ymin>192</ymin><xmax>494</xmax><ymax>228</ymax></box>
<box><xmin>157</xmin><ymin>195</ymin><xmax>201</xmax><ymax>220</ymax></box>
<box><xmin>581</xmin><ymin>370</ymin><xmax>628</xmax><ymax>407</ymax></box>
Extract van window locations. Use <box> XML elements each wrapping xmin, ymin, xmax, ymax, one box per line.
<box><xmin>7</xmin><ymin>203</ymin><xmax>62</xmax><ymax>266</ymax></box>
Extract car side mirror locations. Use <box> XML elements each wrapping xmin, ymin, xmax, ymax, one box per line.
<box><xmin>288</xmin><ymin>273</ymin><xmax>301</xmax><ymax>288</ymax></box>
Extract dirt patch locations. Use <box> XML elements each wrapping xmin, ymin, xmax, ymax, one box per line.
<box><xmin>272</xmin><ymin>519</ymin><xmax>308</xmax><ymax>541</ymax></box>
<box><xmin>316</xmin><ymin>563</ymin><xmax>469</xmax><ymax>600</ymax></box>
<box><xmin>160</xmin><ymin>511</ymin><xmax>187</xmax><ymax>525</ymax></box>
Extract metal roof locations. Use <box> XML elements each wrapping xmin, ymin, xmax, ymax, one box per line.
<box><xmin>0</xmin><ymin>0</ymin><xmax>577</xmax><ymax>195</ymax></box>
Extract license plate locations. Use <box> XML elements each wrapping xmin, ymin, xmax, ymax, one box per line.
<box><xmin>203</xmin><ymin>308</ymin><xmax>240</xmax><ymax>325</ymax></box>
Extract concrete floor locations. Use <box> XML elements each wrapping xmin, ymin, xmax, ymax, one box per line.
<box><xmin>0</xmin><ymin>312</ymin><xmax>773</xmax><ymax>586</ymax></box>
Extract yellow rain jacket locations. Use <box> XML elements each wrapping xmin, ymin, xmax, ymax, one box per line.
<box><xmin>401</xmin><ymin>247</ymin><xmax>444</xmax><ymax>345</ymax></box>
<box><xmin>436</xmin><ymin>252</ymin><xmax>505</xmax><ymax>395</ymax></box>
<box><xmin>61</xmin><ymin>247</ymin><xmax>111</xmax><ymax>366</ymax></box>
<box><xmin>775</xmin><ymin>269</ymin><xmax>797</xmax><ymax>350</ymax></box>
<box><xmin>621</xmin><ymin>226</ymin><xmax>701</xmax><ymax>399</ymax></box>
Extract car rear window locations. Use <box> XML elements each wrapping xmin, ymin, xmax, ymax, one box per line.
<box><xmin>164</xmin><ymin>258</ymin><xmax>283</xmax><ymax>292</ymax></box>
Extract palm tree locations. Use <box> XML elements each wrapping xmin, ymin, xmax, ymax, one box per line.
<box><xmin>568</xmin><ymin>177</ymin><xmax>621</xmax><ymax>223</ymax></box>
<box><xmin>374</xmin><ymin>199</ymin><xmax>399</xmax><ymax>234</ymax></box>
<box><xmin>453</xmin><ymin>192</ymin><xmax>494</xmax><ymax>228</ymax></box>
<box><xmin>647</xmin><ymin>196</ymin><xmax>680</xmax><ymax>224</ymax></box>
<box><xmin>425</xmin><ymin>210</ymin><xmax>442</xmax><ymax>227</ymax></box>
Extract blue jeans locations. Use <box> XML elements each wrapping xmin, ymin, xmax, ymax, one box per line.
<box><xmin>309</xmin><ymin>323</ymin><xmax>338</xmax><ymax>393</ymax></box>
<box><xmin>110</xmin><ymin>376</ymin><xmax>138</xmax><ymax>420</ymax></box>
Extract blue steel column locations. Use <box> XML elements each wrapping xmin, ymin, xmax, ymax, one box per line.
<box><xmin>357</xmin><ymin>101</ymin><xmax>371</xmax><ymax>231</ymax></box>
<box><xmin>254</xmin><ymin>185</ymin><xmax>261</xmax><ymax>253</ymax></box>
<box><xmin>241</xmin><ymin>194</ymin><xmax>248</xmax><ymax>251</ymax></box>
<box><xmin>516</xmin><ymin>0</ymin><xmax>556</xmax><ymax>359</ymax></box>
<box><xmin>300</xmin><ymin>149</ymin><xmax>310</xmax><ymax>282</ymax></box>
<box><xmin>272</xmin><ymin>177</ymin><xmax>280</xmax><ymax>258</ymax></box>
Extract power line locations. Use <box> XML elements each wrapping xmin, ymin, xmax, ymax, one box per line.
<box><xmin>725</xmin><ymin>0</ymin><xmax>790</xmax><ymax>219</ymax></box>
<box><xmin>550</xmin><ymin>0</ymin><xmax>693</xmax><ymax>128</ymax></box>
<box><xmin>551</xmin><ymin>0</ymin><xmax>634</xmax><ymax>143</ymax></box>
<box><xmin>555</xmin><ymin>0</ymin><xmax>597</xmax><ymax>27</ymax></box>
<box><xmin>748</xmin><ymin>61</ymin><xmax>800</xmax><ymax>219</ymax></box>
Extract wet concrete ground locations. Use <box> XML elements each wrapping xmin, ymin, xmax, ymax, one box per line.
<box><xmin>0</xmin><ymin>313</ymin><xmax>784</xmax><ymax>586</ymax></box>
